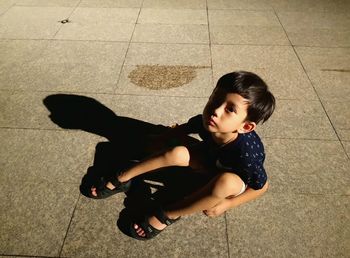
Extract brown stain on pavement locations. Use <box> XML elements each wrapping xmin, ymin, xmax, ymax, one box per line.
<box><xmin>128</xmin><ymin>65</ymin><xmax>209</xmax><ymax>90</ymax></box>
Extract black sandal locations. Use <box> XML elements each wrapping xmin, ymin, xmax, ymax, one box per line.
<box><xmin>130</xmin><ymin>208</ymin><xmax>180</xmax><ymax>240</ymax></box>
<box><xmin>89</xmin><ymin>175</ymin><xmax>131</xmax><ymax>199</ymax></box>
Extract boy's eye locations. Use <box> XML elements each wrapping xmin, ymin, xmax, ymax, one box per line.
<box><xmin>226</xmin><ymin>106</ymin><xmax>236</xmax><ymax>113</ymax></box>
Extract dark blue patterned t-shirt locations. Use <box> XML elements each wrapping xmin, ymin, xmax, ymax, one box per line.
<box><xmin>186</xmin><ymin>115</ymin><xmax>267</xmax><ymax>190</ymax></box>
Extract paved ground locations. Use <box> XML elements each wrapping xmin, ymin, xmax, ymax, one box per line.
<box><xmin>0</xmin><ymin>0</ymin><xmax>349</xmax><ymax>257</ymax></box>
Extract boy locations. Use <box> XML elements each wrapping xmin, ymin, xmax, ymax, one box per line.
<box><xmin>89</xmin><ymin>71</ymin><xmax>276</xmax><ymax>240</ymax></box>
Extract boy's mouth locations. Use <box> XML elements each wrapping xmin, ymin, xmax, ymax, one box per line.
<box><xmin>207</xmin><ymin>117</ymin><xmax>217</xmax><ymax>127</ymax></box>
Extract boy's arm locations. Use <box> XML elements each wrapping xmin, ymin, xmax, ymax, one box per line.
<box><xmin>148</xmin><ymin>123</ymin><xmax>198</xmax><ymax>152</ymax></box>
<box><xmin>203</xmin><ymin>181</ymin><xmax>269</xmax><ymax>217</ymax></box>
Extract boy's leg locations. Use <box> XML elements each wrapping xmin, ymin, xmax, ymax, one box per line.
<box><xmin>91</xmin><ymin>146</ymin><xmax>191</xmax><ymax>196</ymax></box>
<box><xmin>133</xmin><ymin>172</ymin><xmax>245</xmax><ymax>237</ymax></box>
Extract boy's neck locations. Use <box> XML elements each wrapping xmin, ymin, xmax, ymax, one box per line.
<box><xmin>211</xmin><ymin>132</ymin><xmax>239</xmax><ymax>145</ymax></box>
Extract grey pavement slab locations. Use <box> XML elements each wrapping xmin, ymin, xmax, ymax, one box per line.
<box><xmin>211</xmin><ymin>45</ymin><xmax>318</xmax><ymax>100</ymax></box>
<box><xmin>226</xmin><ymin>192</ymin><xmax>350</xmax><ymax>258</ymax></box>
<box><xmin>268</xmin><ymin>0</ymin><xmax>350</xmax><ymax>13</ymax></box>
<box><xmin>210</xmin><ymin>24</ymin><xmax>289</xmax><ymax>45</ymax></box>
<box><xmin>0</xmin><ymin>91</ymin><xmax>206</xmax><ymax>130</ymax></box>
<box><xmin>132</xmin><ymin>24</ymin><xmax>209</xmax><ymax>44</ymax></box>
<box><xmin>209</xmin><ymin>10</ymin><xmax>281</xmax><ymax>26</ymax></box>
<box><xmin>142</xmin><ymin>0</ymin><xmax>207</xmax><ymax>9</ymax></box>
<box><xmin>0</xmin><ymin>128</ymin><xmax>100</xmax><ymax>184</ymax></box>
<box><xmin>343</xmin><ymin>141</ymin><xmax>350</xmax><ymax>157</ymax></box>
<box><xmin>54</xmin><ymin>7</ymin><xmax>139</xmax><ymax>42</ymax></box>
<box><xmin>0</xmin><ymin>6</ymin><xmax>73</xmax><ymax>39</ymax></box>
<box><xmin>208</xmin><ymin>10</ymin><xmax>289</xmax><ymax>45</ymax></box>
<box><xmin>305</xmin><ymin>71</ymin><xmax>350</xmax><ymax>102</ymax></box>
<box><xmin>0</xmin><ymin>0</ymin><xmax>15</xmax><ymax>15</ymax></box>
<box><xmin>125</xmin><ymin>43</ymin><xmax>211</xmax><ymax>66</ymax></box>
<box><xmin>0</xmin><ymin>40</ymin><xmax>128</xmax><ymax>92</ymax></box>
<box><xmin>207</xmin><ymin>0</ymin><xmax>273</xmax><ymax>10</ymax></box>
<box><xmin>295</xmin><ymin>47</ymin><xmax>350</xmax><ymax>71</ymax></box>
<box><xmin>263</xmin><ymin>138</ymin><xmax>350</xmax><ymax>195</ymax></box>
<box><xmin>138</xmin><ymin>8</ymin><xmax>207</xmax><ymax>25</ymax></box>
<box><xmin>79</xmin><ymin>0</ymin><xmax>143</xmax><ymax>8</ymax></box>
<box><xmin>322</xmin><ymin>101</ymin><xmax>350</xmax><ymax>141</ymax></box>
<box><xmin>0</xmin><ymin>178</ymin><xmax>79</xmax><ymax>256</ymax></box>
<box><xmin>295</xmin><ymin>47</ymin><xmax>350</xmax><ymax>140</ymax></box>
<box><xmin>0</xmin><ymin>39</ymin><xmax>50</xmax><ymax>90</ymax></box>
<box><xmin>61</xmin><ymin>196</ymin><xmax>228</xmax><ymax>258</ymax></box>
<box><xmin>257</xmin><ymin>99</ymin><xmax>337</xmax><ymax>140</ymax></box>
<box><xmin>277</xmin><ymin>11</ymin><xmax>350</xmax><ymax>47</ymax></box>
<box><xmin>15</xmin><ymin>0</ymin><xmax>80</xmax><ymax>7</ymax></box>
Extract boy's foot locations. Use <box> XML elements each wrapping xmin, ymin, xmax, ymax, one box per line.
<box><xmin>89</xmin><ymin>175</ymin><xmax>131</xmax><ymax>199</ymax></box>
<box><xmin>130</xmin><ymin>208</ymin><xmax>180</xmax><ymax>240</ymax></box>
<box><xmin>91</xmin><ymin>181</ymin><xmax>118</xmax><ymax>197</ymax></box>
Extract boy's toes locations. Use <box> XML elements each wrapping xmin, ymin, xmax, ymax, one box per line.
<box><xmin>134</xmin><ymin>224</ymin><xmax>145</xmax><ymax>237</ymax></box>
<box><xmin>90</xmin><ymin>187</ymin><xmax>97</xmax><ymax>197</ymax></box>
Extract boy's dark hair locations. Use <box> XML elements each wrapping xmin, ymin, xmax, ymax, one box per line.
<box><xmin>216</xmin><ymin>71</ymin><xmax>275</xmax><ymax>124</ymax></box>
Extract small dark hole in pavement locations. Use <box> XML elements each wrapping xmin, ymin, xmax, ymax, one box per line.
<box><xmin>60</xmin><ymin>19</ymin><xmax>70</xmax><ymax>24</ymax></box>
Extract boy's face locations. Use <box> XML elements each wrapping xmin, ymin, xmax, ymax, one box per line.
<box><xmin>202</xmin><ymin>88</ymin><xmax>255</xmax><ymax>134</ymax></box>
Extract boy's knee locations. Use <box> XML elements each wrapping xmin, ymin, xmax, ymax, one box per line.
<box><xmin>164</xmin><ymin>146</ymin><xmax>190</xmax><ymax>166</ymax></box>
<box><xmin>211</xmin><ymin>173</ymin><xmax>243</xmax><ymax>198</ymax></box>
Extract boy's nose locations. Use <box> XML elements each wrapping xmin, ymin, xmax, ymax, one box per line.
<box><xmin>213</xmin><ymin>104</ymin><xmax>224</xmax><ymax>117</ymax></box>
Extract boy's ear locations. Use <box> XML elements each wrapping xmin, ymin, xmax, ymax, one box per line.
<box><xmin>238</xmin><ymin>121</ymin><xmax>256</xmax><ymax>133</ymax></box>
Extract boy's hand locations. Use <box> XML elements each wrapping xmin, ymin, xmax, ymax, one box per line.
<box><xmin>203</xmin><ymin>200</ymin><xmax>230</xmax><ymax>217</ymax></box>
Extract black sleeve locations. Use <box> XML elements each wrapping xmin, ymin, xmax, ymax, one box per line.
<box><xmin>185</xmin><ymin>115</ymin><xmax>203</xmax><ymax>134</ymax></box>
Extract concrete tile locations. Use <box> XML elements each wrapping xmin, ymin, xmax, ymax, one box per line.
<box><xmin>0</xmin><ymin>0</ymin><xmax>16</xmax><ymax>15</ymax></box>
<box><xmin>0</xmin><ymin>178</ymin><xmax>79</xmax><ymax>256</ymax></box>
<box><xmin>138</xmin><ymin>8</ymin><xmax>207</xmax><ymax>25</ymax></box>
<box><xmin>1</xmin><ymin>40</ymin><xmax>128</xmax><ymax>92</ymax></box>
<box><xmin>0</xmin><ymin>39</ymin><xmax>50</xmax><ymax>90</ymax></box>
<box><xmin>322</xmin><ymin>101</ymin><xmax>350</xmax><ymax>141</ymax></box>
<box><xmin>56</xmin><ymin>22</ymin><xmax>135</xmax><ymax>42</ymax></box>
<box><xmin>207</xmin><ymin>0</ymin><xmax>273</xmax><ymax>10</ymax></box>
<box><xmin>283</xmin><ymin>27</ymin><xmax>349</xmax><ymax>48</ymax></box>
<box><xmin>105</xmin><ymin>95</ymin><xmax>207</xmax><ymax>126</ymax></box>
<box><xmin>132</xmin><ymin>24</ymin><xmax>209</xmax><ymax>44</ymax></box>
<box><xmin>55</xmin><ymin>7</ymin><xmax>139</xmax><ymax>41</ymax></box>
<box><xmin>143</xmin><ymin>0</ymin><xmax>206</xmax><ymax>9</ymax></box>
<box><xmin>71</xmin><ymin>7</ymin><xmax>139</xmax><ymax>24</ymax></box>
<box><xmin>209</xmin><ymin>10</ymin><xmax>280</xmax><ymax>26</ymax></box>
<box><xmin>211</xmin><ymin>45</ymin><xmax>318</xmax><ymax>100</ymax></box>
<box><xmin>226</xmin><ymin>193</ymin><xmax>350</xmax><ymax>258</ymax></box>
<box><xmin>61</xmin><ymin>197</ymin><xmax>228</xmax><ymax>257</ymax></box>
<box><xmin>210</xmin><ymin>25</ymin><xmax>289</xmax><ymax>45</ymax></box>
<box><xmin>0</xmin><ymin>90</ymin><xmax>206</xmax><ymax>131</ymax></box>
<box><xmin>306</xmin><ymin>71</ymin><xmax>350</xmax><ymax>102</ymax></box>
<box><xmin>295</xmin><ymin>47</ymin><xmax>350</xmax><ymax>72</ymax></box>
<box><xmin>343</xmin><ymin>141</ymin><xmax>350</xmax><ymax>157</ymax></box>
<box><xmin>15</xmin><ymin>0</ymin><xmax>80</xmax><ymax>7</ymax></box>
<box><xmin>125</xmin><ymin>43</ymin><xmax>211</xmax><ymax>66</ymax></box>
<box><xmin>0</xmin><ymin>128</ymin><xmax>99</xmax><ymax>184</ymax></box>
<box><xmin>257</xmin><ymin>99</ymin><xmax>337</xmax><ymax>140</ymax></box>
<box><xmin>208</xmin><ymin>10</ymin><xmax>289</xmax><ymax>45</ymax></box>
<box><xmin>79</xmin><ymin>0</ymin><xmax>143</xmax><ymax>8</ymax></box>
<box><xmin>115</xmin><ymin>65</ymin><xmax>213</xmax><ymax>97</ymax></box>
<box><xmin>295</xmin><ymin>47</ymin><xmax>350</xmax><ymax>102</ymax></box>
<box><xmin>0</xmin><ymin>6</ymin><xmax>73</xmax><ymax>39</ymax></box>
<box><xmin>269</xmin><ymin>0</ymin><xmax>350</xmax><ymax>13</ymax></box>
<box><xmin>278</xmin><ymin>12</ymin><xmax>350</xmax><ymax>47</ymax></box>
<box><xmin>263</xmin><ymin>138</ymin><xmax>350</xmax><ymax>195</ymax></box>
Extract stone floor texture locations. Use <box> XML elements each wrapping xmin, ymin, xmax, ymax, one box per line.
<box><xmin>0</xmin><ymin>0</ymin><xmax>349</xmax><ymax>257</ymax></box>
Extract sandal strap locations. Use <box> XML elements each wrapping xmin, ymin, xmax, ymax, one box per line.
<box><xmin>154</xmin><ymin>208</ymin><xmax>180</xmax><ymax>226</ymax></box>
<box><xmin>109</xmin><ymin>176</ymin><xmax>131</xmax><ymax>192</ymax></box>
